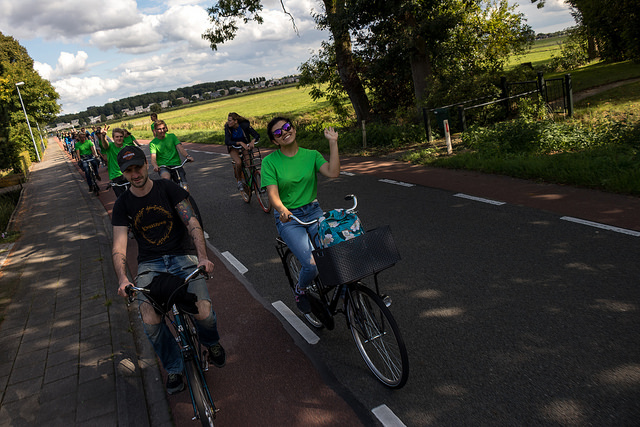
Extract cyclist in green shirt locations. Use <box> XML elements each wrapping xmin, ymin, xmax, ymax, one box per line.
<box><xmin>261</xmin><ymin>117</ymin><xmax>340</xmax><ymax>313</ymax></box>
<box><xmin>99</xmin><ymin>127</ymin><xmax>130</xmax><ymax>197</ymax></box>
<box><xmin>149</xmin><ymin>120</ymin><xmax>193</xmax><ymax>184</ymax></box>
<box><xmin>74</xmin><ymin>131</ymin><xmax>102</xmax><ymax>192</ymax></box>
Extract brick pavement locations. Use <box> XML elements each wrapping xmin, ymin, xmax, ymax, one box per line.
<box><xmin>0</xmin><ymin>143</ymin><xmax>153</xmax><ymax>426</ymax></box>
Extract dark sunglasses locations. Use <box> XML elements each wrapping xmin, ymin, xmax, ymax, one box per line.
<box><xmin>272</xmin><ymin>122</ymin><xmax>293</xmax><ymax>138</ymax></box>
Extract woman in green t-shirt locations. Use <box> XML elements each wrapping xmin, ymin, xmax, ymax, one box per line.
<box><xmin>261</xmin><ymin>117</ymin><xmax>340</xmax><ymax>313</ymax></box>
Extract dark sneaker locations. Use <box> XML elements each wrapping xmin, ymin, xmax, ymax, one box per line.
<box><xmin>208</xmin><ymin>343</ymin><xmax>226</xmax><ymax>368</ymax></box>
<box><xmin>295</xmin><ymin>291</ymin><xmax>311</xmax><ymax>314</ymax></box>
<box><xmin>166</xmin><ymin>373</ymin><xmax>184</xmax><ymax>395</ymax></box>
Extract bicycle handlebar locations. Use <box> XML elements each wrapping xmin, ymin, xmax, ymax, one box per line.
<box><xmin>286</xmin><ymin>194</ymin><xmax>358</xmax><ymax>225</ymax></box>
<box><xmin>159</xmin><ymin>158</ymin><xmax>192</xmax><ymax>170</ymax></box>
<box><xmin>230</xmin><ymin>141</ymin><xmax>260</xmax><ymax>150</ymax></box>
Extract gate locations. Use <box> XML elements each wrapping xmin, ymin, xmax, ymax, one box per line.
<box><xmin>423</xmin><ymin>72</ymin><xmax>573</xmax><ymax>140</ymax></box>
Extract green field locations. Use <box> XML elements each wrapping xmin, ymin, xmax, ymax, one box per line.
<box><xmin>118</xmin><ymin>86</ymin><xmax>337</xmax><ymax>144</ymax></box>
<box><xmin>508</xmin><ymin>35</ymin><xmax>566</xmax><ymax>68</ymax></box>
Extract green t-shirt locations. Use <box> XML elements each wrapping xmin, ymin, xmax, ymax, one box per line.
<box><xmin>261</xmin><ymin>148</ymin><xmax>327</xmax><ymax>209</ymax></box>
<box><xmin>149</xmin><ymin>133</ymin><xmax>181</xmax><ymax>166</ymax></box>
<box><xmin>102</xmin><ymin>142</ymin><xmax>124</xmax><ymax>179</ymax></box>
<box><xmin>123</xmin><ymin>135</ymin><xmax>137</xmax><ymax>147</ymax></box>
<box><xmin>75</xmin><ymin>140</ymin><xmax>95</xmax><ymax>156</ymax></box>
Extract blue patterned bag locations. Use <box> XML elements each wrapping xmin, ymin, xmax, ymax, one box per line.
<box><xmin>317</xmin><ymin>209</ymin><xmax>364</xmax><ymax>249</ymax></box>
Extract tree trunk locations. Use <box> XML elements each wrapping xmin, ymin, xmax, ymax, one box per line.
<box><xmin>324</xmin><ymin>0</ymin><xmax>370</xmax><ymax>123</ymax></box>
<box><xmin>406</xmin><ymin>12</ymin><xmax>433</xmax><ymax>119</ymax></box>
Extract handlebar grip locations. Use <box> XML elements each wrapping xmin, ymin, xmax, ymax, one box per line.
<box><xmin>124</xmin><ymin>285</ymin><xmax>134</xmax><ymax>296</ymax></box>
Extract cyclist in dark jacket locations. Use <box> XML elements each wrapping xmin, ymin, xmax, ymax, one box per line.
<box><xmin>224</xmin><ymin>112</ymin><xmax>260</xmax><ymax>191</ymax></box>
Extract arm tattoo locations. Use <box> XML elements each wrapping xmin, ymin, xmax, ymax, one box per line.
<box><xmin>176</xmin><ymin>199</ymin><xmax>195</xmax><ymax>225</ymax></box>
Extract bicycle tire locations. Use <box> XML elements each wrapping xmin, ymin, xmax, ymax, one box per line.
<box><xmin>283</xmin><ymin>250</ymin><xmax>324</xmax><ymax>329</ymax></box>
<box><xmin>252</xmin><ymin>170</ymin><xmax>271</xmax><ymax>213</ymax></box>
<box><xmin>182</xmin><ymin>315</ymin><xmax>216</xmax><ymax>426</ymax></box>
<box><xmin>346</xmin><ymin>284</ymin><xmax>409</xmax><ymax>388</ymax></box>
<box><xmin>184</xmin><ymin>358</ymin><xmax>216</xmax><ymax>427</ymax></box>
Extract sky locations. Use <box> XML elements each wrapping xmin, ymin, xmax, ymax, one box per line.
<box><xmin>1</xmin><ymin>0</ymin><xmax>577</xmax><ymax>116</ymax></box>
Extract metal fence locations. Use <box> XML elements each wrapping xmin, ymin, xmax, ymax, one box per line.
<box><xmin>423</xmin><ymin>72</ymin><xmax>573</xmax><ymax>141</ymax></box>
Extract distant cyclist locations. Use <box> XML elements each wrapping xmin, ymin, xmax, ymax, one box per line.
<box><xmin>99</xmin><ymin>127</ymin><xmax>129</xmax><ymax>198</ymax></box>
<box><xmin>123</xmin><ymin>129</ymin><xmax>141</xmax><ymax>147</ymax></box>
<box><xmin>224</xmin><ymin>112</ymin><xmax>260</xmax><ymax>191</ymax></box>
<box><xmin>149</xmin><ymin>120</ymin><xmax>193</xmax><ymax>184</ymax></box>
<box><xmin>74</xmin><ymin>131</ymin><xmax>101</xmax><ymax>192</ymax></box>
<box><xmin>150</xmin><ymin>112</ymin><xmax>158</xmax><ymax>137</ymax></box>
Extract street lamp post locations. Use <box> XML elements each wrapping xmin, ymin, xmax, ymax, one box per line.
<box><xmin>15</xmin><ymin>81</ymin><xmax>41</xmax><ymax>162</ymax></box>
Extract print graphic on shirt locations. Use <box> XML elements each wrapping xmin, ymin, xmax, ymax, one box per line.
<box><xmin>134</xmin><ymin>205</ymin><xmax>174</xmax><ymax>246</ymax></box>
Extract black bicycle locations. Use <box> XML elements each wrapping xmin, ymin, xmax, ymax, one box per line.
<box><xmin>159</xmin><ymin>158</ymin><xmax>192</xmax><ymax>191</ymax></box>
<box><xmin>79</xmin><ymin>155</ymin><xmax>100</xmax><ymax>196</ymax></box>
<box><xmin>275</xmin><ymin>195</ymin><xmax>409</xmax><ymax>388</ymax></box>
<box><xmin>125</xmin><ymin>266</ymin><xmax>218</xmax><ymax>426</ymax></box>
<box><xmin>231</xmin><ymin>144</ymin><xmax>271</xmax><ymax>213</ymax></box>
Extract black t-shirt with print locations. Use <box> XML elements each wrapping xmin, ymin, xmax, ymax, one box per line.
<box><xmin>112</xmin><ymin>179</ymin><xmax>195</xmax><ymax>263</ymax></box>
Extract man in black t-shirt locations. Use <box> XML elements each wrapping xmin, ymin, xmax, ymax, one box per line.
<box><xmin>111</xmin><ymin>146</ymin><xmax>225</xmax><ymax>395</ymax></box>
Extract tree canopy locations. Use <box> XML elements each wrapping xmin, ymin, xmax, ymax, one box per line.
<box><xmin>0</xmin><ymin>32</ymin><xmax>60</xmax><ymax>170</ymax></box>
<box><xmin>204</xmin><ymin>0</ymin><xmax>532</xmax><ymax>123</ymax></box>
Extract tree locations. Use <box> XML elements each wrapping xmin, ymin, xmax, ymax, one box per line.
<box><xmin>202</xmin><ymin>0</ymin><xmax>371</xmax><ymax>123</ymax></box>
<box><xmin>0</xmin><ymin>32</ymin><xmax>60</xmax><ymax>170</ymax></box>
<box><xmin>531</xmin><ymin>0</ymin><xmax>640</xmax><ymax>61</ymax></box>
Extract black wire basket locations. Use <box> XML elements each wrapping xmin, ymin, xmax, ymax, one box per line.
<box><xmin>312</xmin><ymin>225</ymin><xmax>401</xmax><ymax>288</ymax></box>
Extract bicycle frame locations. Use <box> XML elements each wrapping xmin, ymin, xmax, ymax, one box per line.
<box><xmin>126</xmin><ymin>268</ymin><xmax>217</xmax><ymax>423</ymax></box>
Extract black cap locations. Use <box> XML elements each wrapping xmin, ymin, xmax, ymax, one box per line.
<box><xmin>117</xmin><ymin>146</ymin><xmax>146</xmax><ymax>172</ymax></box>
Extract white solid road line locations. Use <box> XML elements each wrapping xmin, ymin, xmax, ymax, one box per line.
<box><xmin>561</xmin><ymin>216</ymin><xmax>640</xmax><ymax>237</ymax></box>
<box><xmin>372</xmin><ymin>404</ymin><xmax>406</xmax><ymax>427</ymax></box>
<box><xmin>271</xmin><ymin>301</ymin><xmax>320</xmax><ymax>345</ymax></box>
<box><xmin>221</xmin><ymin>251</ymin><xmax>248</xmax><ymax>274</ymax></box>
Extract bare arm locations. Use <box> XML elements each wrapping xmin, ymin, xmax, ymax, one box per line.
<box><xmin>112</xmin><ymin>225</ymin><xmax>132</xmax><ymax>297</ymax></box>
<box><xmin>151</xmin><ymin>152</ymin><xmax>159</xmax><ymax>172</ymax></box>
<box><xmin>319</xmin><ymin>127</ymin><xmax>340</xmax><ymax>178</ymax></box>
<box><xmin>266</xmin><ymin>185</ymin><xmax>292</xmax><ymax>222</ymax></box>
<box><xmin>176</xmin><ymin>143</ymin><xmax>193</xmax><ymax>162</ymax></box>
<box><xmin>175</xmin><ymin>198</ymin><xmax>213</xmax><ymax>273</ymax></box>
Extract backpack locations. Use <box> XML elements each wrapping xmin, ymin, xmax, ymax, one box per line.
<box><xmin>317</xmin><ymin>209</ymin><xmax>364</xmax><ymax>248</ymax></box>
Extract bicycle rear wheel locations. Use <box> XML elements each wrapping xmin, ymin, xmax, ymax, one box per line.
<box><xmin>346</xmin><ymin>284</ymin><xmax>409</xmax><ymax>388</ymax></box>
<box><xmin>284</xmin><ymin>250</ymin><xmax>324</xmax><ymax>329</ymax></box>
<box><xmin>252</xmin><ymin>170</ymin><xmax>271</xmax><ymax>213</ymax></box>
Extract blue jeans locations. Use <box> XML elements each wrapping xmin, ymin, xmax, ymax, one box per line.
<box><xmin>136</xmin><ymin>254</ymin><xmax>220</xmax><ymax>375</ymax></box>
<box><xmin>80</xmin><ymin>157</ymin><xmax>99</xmax><ymax>188</ymax></box>
<box><xmin>275</xmin><ymin>201</ymin><xmax>324</xmax><ymax>291</ymax></box>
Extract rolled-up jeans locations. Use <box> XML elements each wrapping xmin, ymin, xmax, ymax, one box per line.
<box><xmin>136</xmin><ymin>254</ymin><xmax>220</xmax><ymax>375</ymax></box>
<box><xmin>275</xmin><ymin>201</ymin><xmax>323</xmax><ymax>292</ymax></box>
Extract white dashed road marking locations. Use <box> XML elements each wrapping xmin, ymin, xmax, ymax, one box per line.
<box><xmin>379</xmin><ymin>178</ymin><xmax>415</xmax><ymax>187</ymax></box>
<box><xmin>372</xmin><ymin>405</ymin><xmax>406</xmax><ymax>426</ymax></box>
<box><xmin>561</xmin><ymin>216</ymin><xmax>640</xmax><ymax>237</ymax></box>
<box><xmin>271</xmin><ymin>301</ymin><xmax>320</xmax><ymax>345</ymax></box>
<box><xmin>454</xmin><ymin>193</ymin><xmax>506</xmax><ymax>205</ymax></box>
<box><xmin>221</xmin><ymin>251</ymin><xmax>248</xmax><ymax>274</ymax></box>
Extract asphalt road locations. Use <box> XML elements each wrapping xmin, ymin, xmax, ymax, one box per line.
<box><xmin>160</xmin><ymin>144</ymin><xmax>640</xmax><ymax>426</ymax></box>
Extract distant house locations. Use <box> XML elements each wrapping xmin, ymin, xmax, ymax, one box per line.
<box><xmin>177</xmin><ymin>97</ymin><xmax>190</xmax><ymax>105</ymax></box>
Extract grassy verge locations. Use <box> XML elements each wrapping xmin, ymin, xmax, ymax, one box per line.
<box><xmin>0</xmin><ymin>189</ymin><xmax>21</xmax><ymax>242</ymax></box>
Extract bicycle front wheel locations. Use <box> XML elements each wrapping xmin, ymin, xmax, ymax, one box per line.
<box><xmin>184</xmin><ymin>358</ymin><xmax>216</xmax><ymax>427</ymax></box>
<box><xmin>252</xmin><ymin>170</ymin><xmax>271</xmax><ymax>213</ymax></box>
<box><xmin>346</xmin><ymin>284</ymin><xmax>409</xmax><ymax>389</ymax></box>
<box><xmin>239</xmin><ymin>169</ymin><xmax>251</xmax><ymax>203</ymax></box>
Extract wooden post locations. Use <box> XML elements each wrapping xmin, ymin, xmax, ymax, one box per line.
<box><xmin>362</xmin><ymin>120</ymin><xmax>367</xmax><ymax>150</ymax></box>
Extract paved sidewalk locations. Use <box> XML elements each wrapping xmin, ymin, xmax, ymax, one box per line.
<box><xmin>0</xmin><ymin>144</ymin><xmax>151</xmax><ymax>426</ymax></box>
